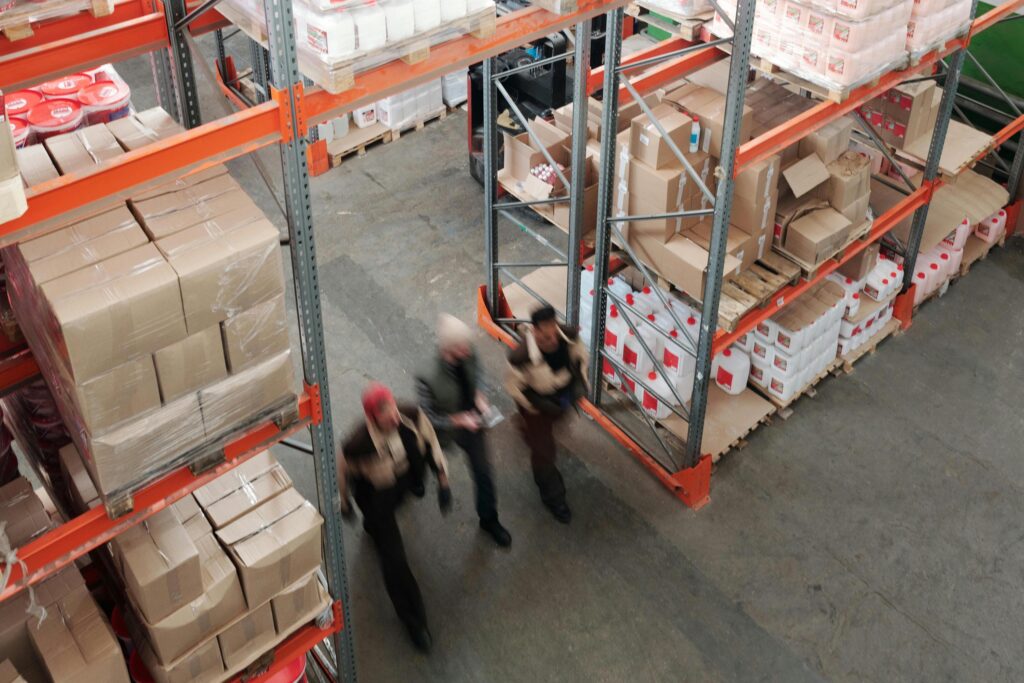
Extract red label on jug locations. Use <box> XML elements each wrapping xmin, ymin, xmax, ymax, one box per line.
<box><xmin>664</xmin><ymin>350</ymin><xmax>679</xmax><ymax>370</ymax></box>
<box><xmin>642</xmin><ymin>391</ymin><xmax>658</xmax><ymax>412</ymax></box>
<box><xmin>623</xmin><ymin>346</ymin><xmax>638</xmax><ymax>368</ymax></box>
<box><xmin>717</xmin><ymin>367</ymin><xmax>734</xmax><ymax>389</ymax></box>
<box><xmin>604</xmin><ymin>330</ymin><xmax>618</xmax><ymax>349</ymax></box>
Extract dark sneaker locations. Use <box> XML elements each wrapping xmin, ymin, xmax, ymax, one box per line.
<box><xmin>409</xmin><ymin>480</ymin><xmax>426</xmax><ymax>498</ymax></box>
<box><xmin>406</xmin><ymin>623</ymin><xmax>433</xmax><ymax>653</ymax></box>
<box><xmin>548</xmin><ymin>503</ymin><xmax>572</xmax><ymax>524</ymax></box>
<box><xmin>480</xmin><ymin>518</ymin><xmax>512</xmax><ymax>547</ymax></box>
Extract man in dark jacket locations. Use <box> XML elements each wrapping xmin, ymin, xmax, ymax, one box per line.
<box><xmin>339</xmin><ymin>382</ymin><xmax>452</xmax><ymax>652</ymax></box>
<box><xmin>505</xmin><ymin>305</ymin><xmax>589</xmax><ymax>524</ymax></box>
<box><xmin>416</xmin><ymin>314</ymin><xmax>511</xmax><ymax>547</ymax></box>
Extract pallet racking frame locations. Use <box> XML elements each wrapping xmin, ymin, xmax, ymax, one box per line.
<box><xmin>1</xmin><ymin>1</ymin><xmax>636</xmax><ymax>680</ymax></box>
<box><xmin>478</xmin><ymin>0</ymin><xmax>1024</xmax><ymax>510</ymax></box>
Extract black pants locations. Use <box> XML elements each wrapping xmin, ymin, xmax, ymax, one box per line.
<box><xmin>518</xmin><ymin>408</ymin><xmax>567</xmax><ymax>509</ymax></box>
<box><xmin>452</xmin><ymin>428</ymin><xmax>498</xmax><ymax>523</ymax></box>
<box><xmin>352</xmin><ymin>476</ymin><xmax>427</xmax><ymax>632</ymax></box>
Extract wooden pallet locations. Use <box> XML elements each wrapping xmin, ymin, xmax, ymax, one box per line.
<box><xmin>959</xmin><ymin>232</ymin><xmax>1005</xmax><ymax>277</ymax></box>
<box><xmin>772</xmin><ymin>219</ymin><xmax>873</xmax><ymax>279</ymax></box>
<box><xmin>751</xmin><ymin>357</ymin><xmax>843</xmax><ymax>420</ymax></box>
<box><xmin>327</xmin><ymin>122</ymin><xmax>394</xmax><ymax>168</ymax></box>
<box><xmin>390</xmin><ymin>106</ymin><xmax>450</xmax><ymax>141</ymax></box>
<box><xmin>627</xmin><ymin>2</ymin><xmax>713</xmax><ymax>41</ymax></box>
<box><xmin>0</xmin><ymin>0</ymin><xmax>112</xmax><ymax>40</ymax></box>
<box><xmin>750</xmin><ymin>56</ymin><xmax>886</xmax><ymax>104</ymax></box>
<box><xmin>833</xmin><ymin>318</ymin><xmax>901</xmax><ymax>375</ymax></box>
<box><xmin>716</xmin><ymin>252</ymin><xmax>802</xmax><ymax>331</ymax></box>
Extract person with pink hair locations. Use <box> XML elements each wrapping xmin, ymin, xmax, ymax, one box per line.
<box><xmin>338</xmin><ymin>382</ymin><xmax>451</xmax><ymax>652</ymax></box>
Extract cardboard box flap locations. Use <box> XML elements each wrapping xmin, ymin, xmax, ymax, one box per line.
<box><xmin>169</xmin><ymin>493</ymin><xmax>201</xmax><ymax>526</ymax></box>
<box><xmin>19</xmin><ymin>206</ymin><xmax>139</xmax><ymax>263</ymax></box>
<box><xmin>41</xmin><ymin>243</ymin><xmax>167</xmax><ymax>302</ymax></box>
<box><xmin>28</xmin><ymin>587</ymin><xmax>128</xmax><ymax>683</ymax></box>
<box><xmin>193</xmin><ymin>451</ymin><xmax>281</xmax><ymax>509</ymax></box>
<box><xmin>0</xmin><ymin>660</ymin><xmax>26</xmax><ymax>683</ymax></box>
<box><xmin>203</xmin><ymin>467</ymin><xmax>293</xmax><ymax>530</ymax></box>
<box><xmin>27</xmin><ymin>223</ymin><xmax>149</xmax><ymax>285</ymax></box>
<box><xmin>782</xmin><ymin>154</ymin><xmax>829</xmax><ymax>198</ymax></box>
<box><xmin>218</xmin><ymin>491</ymin><xmax>323</xmax><ymax>568</ymax></box>
<box><xmin>130</xmin><ymin>165</ymin><xmax>230</xmax><ymax>202</ymax></box>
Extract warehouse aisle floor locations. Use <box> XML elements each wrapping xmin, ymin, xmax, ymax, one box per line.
<box><xmin>121</xmin><ymin>57</ymin><xmax>1024</xmax><ymax>681</ymax></box>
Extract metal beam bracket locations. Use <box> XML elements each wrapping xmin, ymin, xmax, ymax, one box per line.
<box><xmin>305</xmin><ymin>382</ymin><xmax>324</xmax><ymax>425</ymax></box>
<box><xmin>272</xmin><ymin>82</ymin><xmax>307</xmax><ymax>142</ymax></box>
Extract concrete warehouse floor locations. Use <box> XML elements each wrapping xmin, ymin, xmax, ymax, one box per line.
<box><xmin>114</xmin><ymin>52</ymin><xmax>1024</xmax><ymax>682</ymax></box>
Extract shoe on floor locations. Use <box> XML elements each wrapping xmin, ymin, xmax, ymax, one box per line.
<box><xmin>547</xmin><ymin>503</ymin><xmax>572</xmax><ymax>524</ymax></box>
<box><xmin>409</xmin><ymin>480</ymin><xmax>426</xmax><ymax>498</ymax></box>
<box><xmin>479</xmin><ymin>518</ymin><xmax>512</xmax><ymax>548</ymax></box>
<box><xmin>406</xmin><ymin>623</ymin><xmax>433</xmax><ymax>653</ymax></box>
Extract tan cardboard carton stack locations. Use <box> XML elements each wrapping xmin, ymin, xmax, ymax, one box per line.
<box><xmin>114</xmin><ymin>454</ymin><xmax>328</xmax><ymax>683</ymax></box>
<box><xmin>3</xmin><ymin>155</ymin><xmax>297</xmax><ymax>508</ymax></box>
<box><xmin>772</xmin><ymin>116</ymin><xmax>872</xmax><ymax>268</ymax></box>
<box><xmin>860</xmin><ymin>81</ymin><xmax>940</xmax><ymax>152</ymax></box>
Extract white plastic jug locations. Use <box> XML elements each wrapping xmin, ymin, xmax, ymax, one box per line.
<box><xmin>863</xmin><ymin>267</ymin><xmax>893</xmax><ymax>301</ymax></box>
<box><xmin>440</xmin><ymin>0</ymin><xmax>468</xmax><ymax>21</ymax></box>
<box><xmin>604</xmin><ymin>305</ymin><xmax>628</xmax><ymax>357</ymax></box>
<box><xmin>601</xmin><ymin>357</ymin><xmax>621</xmax><ymax>388</ymax></box>
<box><xmin>580</xmin><ymin>264</ymin><xmax>596</xmax><ymax>294</ymax></box>
<box><xmin>937</xmin><ymin>244</ymin><xmax>963</xmax><ymax>276</ymax></box>
<box><xmin>975</xmin><ymin>213</ymin><xmax>1003</xmax><ymax>245</ymax></box>
<box><xmin>662</xmin><ymin>329</ymin><xmax>696</xmax><ymax>381</ymax></box>
<box><xmin>622</xmin><ymin>329</ymin><xmax>655</xmax><ymax>377</ymax></box>
<box><xmin>750</xmin><ymin>336</ymin><xmax>775</xmax><ymax>366</ymax></box>
<box><xmin>607</xmin><ymin>277</ymin><xmax>633</xmax><ymax>302</ymax></box>
<box><xmin>667</xmin><ymin>298</ymin><xmax>695</xmax><ymax>326</ymax></box>
<box><xmin>934</xmin><ymin>249</ymin><xmax>954</xmax><ymax>278</ymax></box>
<box><xmin>845</xmin><ymin>291</ymin><xmax>861</xmax><ymax>318</ymax></box>
<box><xmin>413</xmin><ymin>0</ymin><xmax>442</xmax><ymax>31</ymax></box>
<box><xmin>942</xmin><ymin>217</ymin><xmax>971</xmax><ymax>250</ymax></box>
<box><xmin>711</xmin><ymin>347</ymin><xmax>750</xmax><ymax>396</ymax></box>
<box><xmin>353</xmin><ymin>7</ymin><xmax>387</xmax><ymax>51</ymax></box>
<box><xmin>735</xmin><ymin>331</ymin><xmax>754</xmax><ymax>354</ymax></box>
<box><xmin>622</xmin><ymin>292</ymin><xmax>654</xmax><ymax>322</ymax></box>
<box><xmin>384</xmin><ymin>1</ymin><xmax>416</xmax><ymax>42</ymax></box>
<box><xmin>924</xmin><ymin>260</ymin><xmax>943</xmax><ymax>296</ymax></box>
<box><xmin>768</xmin><ymin>369</ymin><xmax>798</xmax><ymax>403</ymax></box>
<box><xmin>638</xmin><ymin>314</ymin><xmax>664</xmax><ymax>360</ymax></box>
<box><xmin>297</xmin><ymin>4</ymin><xmax>357</xmax><ymax>60</ymax></box>
<box><xmin>748</xmin><ymin>362</ymin><xmax>770</xmax><ymax>389</ymax></box>
<box><xmin>638</xmin><ymin>371</ymin><xmax>677</xmax><ymax>419</ymax></box>
<box><xmin>635</xmin><ymin>286</ymin><xmax>667</xmax><ymax>316</ymax></box>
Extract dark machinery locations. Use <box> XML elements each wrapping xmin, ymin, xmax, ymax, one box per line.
<box><xmin>466</xmin><ymin>4</ymin><xmax>606</xmax><ymax>183</ymax></box>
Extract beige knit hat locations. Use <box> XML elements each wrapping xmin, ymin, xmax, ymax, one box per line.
<box><xmin>437</xmin><ymin>313</ymin><xmax>473</xmax><ymax>350</ymax></box>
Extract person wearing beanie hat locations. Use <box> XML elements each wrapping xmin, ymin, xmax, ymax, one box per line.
<box><xmin>416</xmin><ymin>314</ymin><xmax>511</xmax><ymax>548</ymax></box>
<box><xmin>339</xmin><ymin>381</ymin><xmax>452</xmax><ymax>652</ymax></box>
<box><xmin>505</xmin><ymin>304</ymin><xmax>588</xmax><ymax>524</ymax></box>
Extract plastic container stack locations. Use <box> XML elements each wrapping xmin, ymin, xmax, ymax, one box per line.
<box><xmin>905</xmin><ymin>0</ymin><xmax>973</xmax><ymax>53</ymax></box>
<box><xmin>710</xmin><ymin>0</ymin><xmax>913</xmax><ymax>89</ymax></box>
<box><xmin>748</xmin><ymin>280</ymin><xmax>846</xmax><ymax>402</ymax></box>
<box><xmin>376</xmin><ymin>79</ymin><xmax>445</xmax><ymax>132</ymax></box>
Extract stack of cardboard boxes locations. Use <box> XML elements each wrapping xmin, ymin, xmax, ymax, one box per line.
<box><xmin>859</xmin><ymin>80</ymin><xmax>940</xmax><ymax>152</ymax></box>
<box><xmin>774</xmin><ymin>117</ymin><xmax>874</xmax><ymax>267</ymax></box>
<box><xmin>58</xmin><ymin>447</ymin><xmax>329</xmax><ymax>683</ymax></box>
<box><xmin>3</xmin><ymin>111</ymin><xmax>296</xmax><ymax>509</ymax></box>
<box><xmin>0</xmin><ymin>478</ymin><xmax>128</xmax><ymax>683</ymax></box>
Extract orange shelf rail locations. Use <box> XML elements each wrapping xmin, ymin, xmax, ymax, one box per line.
<box><xmin>0</xmin><ymin>346</ymin><xmax>40</xmax><ymax>398</ymax></box>
<box><xmin>239</xmin><ymin>601</ymin><xmax>344</xmax><ymax>683</ymax></box>
<box><xmin>0</xmin><ymin>390</ymin><xmax>316</xmax><ymax>603</ymax></box>
<box><xmin>0</xmin><ymin>3</ymin><xmax>227</xmax><ymax>90</ymax></box>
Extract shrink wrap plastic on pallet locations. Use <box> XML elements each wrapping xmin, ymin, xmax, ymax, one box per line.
<box><xmin>2</xmin><ymin>176</ymin><xmax>297</xmax><ymax>511</ymax></box>
<box><xmin>376</xmin><ymin>79</ymin><xmax>444</xmax><ymax>132</ymax></box>
<box><xmin>906</xmin><ymin>0</ymin><xmax>972</xmax><ymax>54</ymax></box>
<box><xmin>220</xmin><ymin>0</ymin><xmax>496</xmax><ymax>92</ymax></box>
<box><xmin>711</xmin><ymin>0</ymin><xmax>912</xmax><ymax>89</ymax></box>
<box><xmin>636</xmin><ymin>0</ymin><xmax>713</xmax><ymax>18</ymax></box>
<box><xmin>0</xmin><ymin>0</ymin><xmax>112</xmax><ymax>37</ymax></box>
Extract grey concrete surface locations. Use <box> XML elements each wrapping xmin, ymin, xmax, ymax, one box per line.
<box><xmin>116</xmin><ymin>51</ymin><xmax>1024</xmax><ymax>682</ymax></box>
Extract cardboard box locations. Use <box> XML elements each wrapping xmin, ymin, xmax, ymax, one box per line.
<box><xmin>20</xmin><ymin>206</ymin><xmax>140</xmax><ymax>263</ymax></box>
<box><xmin>783</xmin><ymin>208</ymin><xmax>852</xmax><ymax>265</ymax></box>
<box><xmin>89</xmin><ymin>393</ymin><xmax>206</xmax><ymax>500</ymax></box>
<box><xmin>625</xmin><ymin>192</ymin><xmax>702</xmax><ymax>243</ymax></box>
<box><xmin>157</xmin><ymin>218</ymin><xmax>285</xmax><ymax>335</ymax></box>
<box><xmin>193</xmin><ymin>451</ymin><xmax>293</xmax><ymax>529</ymax></box>
<box><xmin>199</xmin><ymin>350</ymin><xmax>295</xmax><ymax>438</ymax></box>
<box><xmin>107</xmin><ymin>108</ymin><xmax>183</xmax><ymax>151</ymax></box>
<box><xmin>154</xmin><ymin>326</ymin><xmax>228</xmax><ymax>402</ymax></box>
<box><xmin>685</xmin><ymin>221</ymin><xmax>759</xmax><ymax>272</ymax></box>
<box><xmin>171</xmin><ymin>493</ymin><xmax>203</xmax><ymax>527</ymax></box>
<box><xmin>626</xmin><ymin>150</ymin><xmax>708</xmax><ymax>211</ymax></box>
<box><xmin>732</xmin><ymin>187</ymin><xmax>778</xmax><ymax>240</ymax></box>
<box><xmin>662</xmin><ymin>84</ymin><xmax>753</xmax><ymax>158</ymax></box>
<box><xmin>58</xmin><ymin>443</ymin><xmax>100</xmax><ymax>512</ymax></box>
<box><xmin>0</xmin><ymin>660</ymin><xmax>27</xmax><ymax>683</ymax></box>
<box><xmin>15</xmin><ymin>145</ymin><xmax>60</xmax><ymax>188</ymax></box>
<box><xmin>26</xmin><ymin>221</ymin><xmax>148</xmax><ymax>285</ymax></box>
<box><xmin>221</xmin><ymin>294</ymin><xmax>291</xmax><ymax>373</ymax></box>
<box><xmin>28</xmin><ymin>586</ymin><xmax>129</xmax><ymax>683</ymax></box>
<box><xmin>142</xmin><ymin>532</ymin><xmax>247</xmax><ymax>664</ymax></box>
<box><xmin>0</xmin><ymin>569</ymin><xmax>85</xmax><ymax>682</ymax></box>
<box><xmin>0</xmin><ymin>478</ymin><xmax>51</xmax><ymax>548</ymax></box>
<box><xmin>71</xmin><ymin>354</ymin><xmax>162</xmax><ymax>434</ymax></box>
<box><xmin>549</xmin><ymin>154</ymin><xmax>600</xmax><ymax>232</ymax></box>
<box><xmin>132</xmin><ymin>177</ymin><xmax>259</xmax><ymax>242</ymax></box>
<box><xmin>216</xmin><ymin>487</ymin><xmax>323</xmax><ymax>608</ymax></box>
<box><xmin>43</xmin><ymin>244</ymin><xmax>188</xmax><ymax>382</ymax></box>
<box><xmin>44</xmin><ymin>124</ymin><xmax>124</xmax><ymax>175</ymax></box>
<box><xmin>627</xmin><ymin>230</ymin><xmax>742</xmax><ymax>297</ymax></box>
<box><xmin>826</xmin><ymin>150</ymin><xmax>871</xmax><ymax>209</ymax></box>
<box><xmin>271</xmin><ymin>573</ymin><xmax>330</xmax><ymax>636</ymax></box>
<box><xmin>734</xmin><ymin>154</ymin><xmax>781</xmax><ymax>204</ymax></box>
<box><xmin>139</xmin><ymin>635</ymin><xmax>224</xmax><ymax>683</ymax></box>
<box><xmin>130</xmin><ymin>166</ymin><xmax>230</xmax><ymax>203</ymax></box>
<box><xmin>628</xmin><ymin>103</ymin><xmax>693</xmax><ymax>170</ymax></box>
<box><xmin>797</xmin><ymin>117</ymin><xmax>854</xmax><ymax>164</ymax></box>
<box><xmin>833</xmin><ymin>192</ymin><xmax>870</xmax><ymax>225</ymax></box>
<box><xmin>781</xmin><ymin>154</ymin><xmax>829</xmax><ymax>199</ymax></box>
<box><xmin>501</xmin><ymin>118</ymin><xmax>569</xmax><ymax>181</ymax></box>
<box><xmin>217</xmin><ymin>602</ymin><xmax>276</xmax><ymax>671</ymax></box>
<box><xmin>113</xmin><ymin>506</ymin><xmax>202</xmax><ymax>624</ymax></box>
<box><xmin>883</xmin><ymin>81</ymin><xmax>940</xmax><ymax>150</ymax></box>
<box><xmin>774</xmin><ymin>193</ymin><xmax>830</xmax><ymax>245</ymax></box>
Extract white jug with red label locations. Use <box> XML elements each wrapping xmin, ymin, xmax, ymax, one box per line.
<box><xmin>711</xmin><ymin>347</ymin><xmax>750</xmax><ymax>396</ymax></box>
<box><xmin>638</xmin><ymin>371</ymin><xmax>677</xmax><ymax>420</ymax></box>
<box><xmin>603</xmin><ymin>304</ymin><xmax>628</xmax><ymax>356</ymax></box>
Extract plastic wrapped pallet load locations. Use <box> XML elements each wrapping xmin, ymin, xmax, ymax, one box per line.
<box><xmin>3</xmin><ymin>167</ymin><xmax>298</xmax><ymax>510</ymax></box>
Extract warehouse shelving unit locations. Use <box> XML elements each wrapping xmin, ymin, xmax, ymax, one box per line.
<box><xmin>478</xmin><ymin>0</ymin><xmax>1024</xmax><ymax>509</ymax></box>
<box><xmin>0</xmin><ymin>1</ymin><xmax>633</xmax><ymax>680</ymax></box>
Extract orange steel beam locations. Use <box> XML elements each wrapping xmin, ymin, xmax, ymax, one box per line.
<box><xmin>622</xmin><ymin>43</ymin><xmax>725</xmax><ymax>102</ymax></box>
<box><xmin>0</xmin><ymin>392</ymin><xmax>314</xmax><ymax>603</ymax></box>
<box><xmin>586</xmin><ymin>37</ymin><xmax>690</xmax><ymax>93</ymax></box>
<box><xmin>0</xmin><ymin>347</ymin><xmax>40</xmax><ymax>398</ymax></box>
<box><xmin>0</xmin><ymin>6</ymin><xmax>227</xmax><ymax>90</ymax></box>
<box><xmin>1</xmin><ymin>102</ymin><xmax>281</xmax><ymax>242</ymax></box>
<box><xmin>991</xmin><ymin>113</ymin><xmax>1024</xmax><ymax>149</ymax></box>
<box><xmin>713</xmin><ymin>182</ymin><xmax>936</xmax><ymax>354</ymax></box>
<box><xmin>240</xmin><ymin>601</ymin><xmax>344</xmax><ymax>683</ymax></box>
<box><xmin>970</xmin><ymin>0</ymin><xmax>1024</xmax><ymax>35</ymax></box>
<box><xmin>304</xmin><ymin>0</ymin><xmax>631</xmax><ymax>124</ymax></box>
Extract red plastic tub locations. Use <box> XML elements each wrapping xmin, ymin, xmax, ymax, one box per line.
<box><xmin>8</xmin><ymin>118</ymin><xmax>29</xmax><ymax>148</ymax></box>
<box><xmin>5</xmin><ymin>89</ymin><xmax>43</xmax><ymax>118</ymax></box>
<box><xmin>78</xmin><ymin>80</ymin><xmax>131</xmax><ymax>125</ymax></box>
<box><xmin>39</xmin><ymin>73</ymin><xmax>93</xmax><ymax>101</ymax></box>
<box><xmin>27</xmin><ymin>98</ymin><xmax>84</xmax><ymax>140</ymax></box>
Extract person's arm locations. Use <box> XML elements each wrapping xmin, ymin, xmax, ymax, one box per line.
<box><xmin>504</xmin><ymin>351</ymin><xmax>537</xmax><ymax>413</ymax></box>
<box><xmin>415</xmin><ymin>377</ymin><xmax>455</xmax><ymax>430</ymax></box>
<box><xmin>415</xmin><ymin>409</ymin><xmax>450</xmax><ymax>484</ymax></box>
